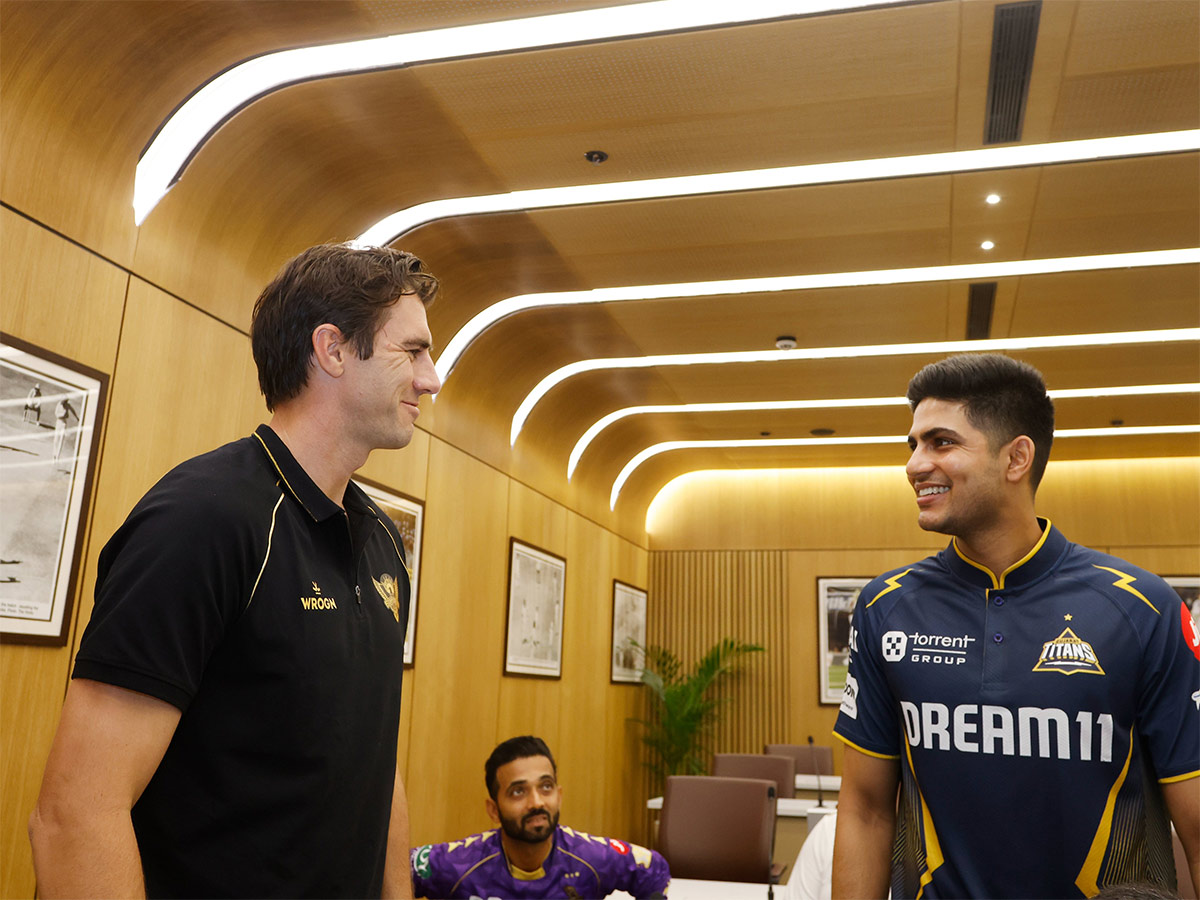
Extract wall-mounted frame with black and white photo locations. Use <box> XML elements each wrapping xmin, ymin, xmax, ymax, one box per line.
<box><xmin>611</xmin><ymin>579</ymin><xmax>647</xmax><ymax>683</ymax></box>
<box><xmin>1165</xmin><ymin>576</ymin><xmax>1200</xmax><ymax>627</ymax></box>
<box><xmin>1</xmin><ymin>333</ymin><xmax>108</xmax><ymax>645</ymax></box>
<box><xmin>817</xmin><ymin>577</ymin><xmax>871</xmax><ymax>705</ymax></box>
<box><xmin>354</xmin><ymin>478</ymin><xmax>424</xmax><ymax>666</ymax></box>
<box><xmin>504</xmin><ymin>538</ymin><xmax>566</xmax><ymax>678</ymax></box>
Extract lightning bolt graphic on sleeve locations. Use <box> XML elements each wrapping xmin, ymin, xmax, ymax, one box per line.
<box><xmin>867</xmin><ymin>569</ymin><xmax>912</xmax><ymax>608</ymax></box>
<box><xmin>1093</xmin><ymin>565</ymin><xmax>1159</xmax><ymax>614</ymax></box>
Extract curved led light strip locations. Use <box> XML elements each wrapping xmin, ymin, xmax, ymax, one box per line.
<box><xmin>610</xmin><ymin>424</ymin><xmax>1200</xmax><ymax>508</ymax></box>
<box><xmin>437</xmin><ymin>247</ymin><xmax>1200</xmax><ymax>386</ymax></box>
<box><xmin>567</xmin><ymin>382</ymin><xmax>1200</xmax><ymax>478</ymax></box>
<box><xmin>359</xmin><ymin>130</ymin><xmax>1200</xmax><ymax>247</ymax></box>
<box><xmin>133</xmin><ymin>0</ymin><xmax>917</xmax><ymax>224</ymax></box>
<box><xmin>511</xmin><ymin>327</ymin><xmax>1200</xmax><ymax>444</ymax></box>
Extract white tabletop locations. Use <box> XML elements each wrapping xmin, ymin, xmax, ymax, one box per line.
<box><xmin>795</xmin><ymin>773</ymin><xmax>841</xmax><ymax>791</ymax></box>
<box><xmin>609</xmin><ymin>878</ymin><xmax>772</xmax><ymax>899</ymax></box>
<box><xmin>647</xmin><ymin>796</ymin><xmax>836</xmax><ymax>817</ymax></box>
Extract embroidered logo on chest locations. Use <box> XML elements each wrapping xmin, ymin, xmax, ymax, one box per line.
<box><xmin>300</xmin><ymin>581</ymin><xmax>338</xmax><ymax>610</ymax></box>
<box><xmin>372</xmin><ymin>573</ymin><xmax>400</xmax><ymax>622</ymax></box>
<box><xmin>1032</xmin><ymin>627</ymin><xmax>1104</xmax><ymax>675</ymax></box>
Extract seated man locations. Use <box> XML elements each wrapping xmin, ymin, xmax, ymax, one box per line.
<box><xmin>411</xmin><ymin>735</ymin><xmax>670</xmax><ymax>899</ymax></box>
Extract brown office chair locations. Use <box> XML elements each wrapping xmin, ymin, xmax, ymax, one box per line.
<box><xmin>765</xmin><ymin>742</ymin><xmax>834</xmax><ymax>775</ymax></box>
<box><xmin>659</xmin><ymin>775</ymin><xmax>777</xmax><ymax>883</ymax></box>
<box><xmin>712</xmin><ymin>752</ymin><xmax>796</xmax><ymax>799</ymax></box>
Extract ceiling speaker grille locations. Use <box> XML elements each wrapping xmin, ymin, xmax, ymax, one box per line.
<box><xmin>985</xmin><ymin>1</ymin><xmax>1042</xmax><ymax>144</ymax></box>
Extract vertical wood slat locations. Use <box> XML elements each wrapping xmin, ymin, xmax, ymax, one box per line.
<box><xmin>647</xmin><ymin>550</ymin><xmax>790</xmax><ymax>775</ymax></box>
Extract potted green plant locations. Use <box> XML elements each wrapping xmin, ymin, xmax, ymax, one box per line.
<box><xmin>633</xmin><ymin>637</ymin><xmax>764</xmax><ymax>782</ymax></box>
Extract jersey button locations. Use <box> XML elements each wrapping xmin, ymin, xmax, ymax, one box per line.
<box><xmin>993</xmin><ymin>632</ymin><xmax>1004</xmax><ymax>644</ymax></box>
<box><xmin>993</xmin><ymin>595</ymin><xmax>1004</xmax><ymax>606</ymax></box>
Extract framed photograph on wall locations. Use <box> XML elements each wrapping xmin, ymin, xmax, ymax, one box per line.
<box><xmin>504</xmin><ymin>538</ymin><xmax>566</xmax><ymax>678</ymax></box>
<box><xmin>355</xmin><ymin>478</ymin><xmax>424</xmax><ymax>666</ymax></box>
<box><xmin>611</xmin><ymin>579</ymin><xmax>647</xmax><ymax>683</ymax></box>
<box><xmin>1</xmin><ymin>333</ymin><xmax>108</xmax><ymax>645</ymax></box>
<box><xmin>817</xmin><ymin>577</ymin><xmax>871</xmax><ymax>705</ymax></box>
<box><xmin>1165</xmin><ymin>576</ymin><xmax>1200</xmax><ymax>625</ymax></box>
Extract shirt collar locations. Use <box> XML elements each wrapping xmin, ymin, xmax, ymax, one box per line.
<box><xmin>940</xmin><ymin>517</ymin><xmax>1069</xmax><ymax>591</ymax></box>
<box><xmin>252</xmin><ymin>424</ymin><xmax>344</xmax><ymax>522</ymax></box>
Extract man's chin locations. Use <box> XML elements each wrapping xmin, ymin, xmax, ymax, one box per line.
<box><xmin>916</xmin><ymin>510</ymin><xmax>951</xmax><ymax>534</ymax></box>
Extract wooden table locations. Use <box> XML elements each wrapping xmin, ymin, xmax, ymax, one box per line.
<box><xmin>611</xmin><ymin>877</ymin><xmax>774</xmax><ymax>899</ymax></box>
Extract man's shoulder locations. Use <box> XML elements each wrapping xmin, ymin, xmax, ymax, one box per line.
<box><xmin>856</xmin><ymin>554</ymin><xmax>943</xmax><ymax>610</ymax></box>
<box><xmin>1057</xmin><ymin>543</ymin><xmax>1181</xmax><ymax>616</ymax></box>
<box><xmin>556</xmin><ymin>826</ymin><xmax>660</xmax><ymax>868</ymax></box>
<box><xmin>418</xmin><ymin>829</ymin><xmax>502</xmax><ymax>861</ymax></box>
<box><xmin>136</xmin><ymin>434</ymin><xmax>276</xmax><ymax>519</ymax></box>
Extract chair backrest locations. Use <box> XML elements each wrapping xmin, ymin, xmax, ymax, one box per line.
<box><xmin>659</xmin><ymin>775</ymin><xmax>777</xmax><ymax>883</ymax></box>
<box><xmin>765</xmin><ymin>742</ymin><xmax>834</xmax><ymax>775</ymax></box>
<box><xmin>712</xmin><ymin>752</ymin><xmax>796</xmax><ymax>799</ymax></box>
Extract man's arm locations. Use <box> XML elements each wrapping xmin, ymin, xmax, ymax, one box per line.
<box><xmin>382</xmin><ymin>763</ymin><xmax>413</xmax><ymax>899</ymax></box>
<box><xmin>29</xmin><ymin>678</ymin><xmax>180</xmax><ymax>899</ymax></box>
<box><xmin>1164</xmin><ymin>777</ymin><xmax>1199</xmax><ymax>888</ymax></box>
<box><xmin>831</xmin><ymin>746</ymin><xmax>899</xmax><ymax>900</ymax></box>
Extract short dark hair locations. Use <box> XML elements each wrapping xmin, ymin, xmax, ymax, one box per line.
<box><xmin>485</xmin><ymin>736</ymin><xmax>557</xmax><ymax>800</ymax></box>
<box><xmin>907</xmin><ymin>353</ymin><xmax>1055</xmax><ymax>490</ymax></box>
<box><xmin>250</xmin><ymin>243</ymin><xmax>439</xmax><ymax>411</ymax></box>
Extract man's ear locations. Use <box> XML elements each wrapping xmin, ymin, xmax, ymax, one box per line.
<box><xmin>485</xmin><ymin>797</ymin><xmax>500</xmax><ymax>825</ymax></box>
<box><xmin>311</xmin><ymin>324</ymin><xmax>348</xmax><ymax>378</ymax></box>
<box><xmin>1005</xmin><ymin>435</ymin><xmax>1035</xmax><ymax>484</ymax></box>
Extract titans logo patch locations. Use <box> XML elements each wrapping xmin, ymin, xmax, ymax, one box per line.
<box><xmin>1033</xmin><ymin>627</ymin><xmax>1105</xmax><ymax>676</ymax></box>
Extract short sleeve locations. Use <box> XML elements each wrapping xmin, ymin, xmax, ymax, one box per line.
<box><xmin>1137</xmin><ymin>587</ymin><xmax>1200</xmax><ymax>782</ymax></box>
<box><xmin>73</xmin><ymin>479</ymin><xmax>261</xmax><ymax>710</ymax></box>
<box><xmin>410</xmin><ymin>844</ymin><xmax>441</xmax><ymax>898</ymax></box>
<box><xmin>597</xmin><ymin>838</ymin><xmax>671</xmax><ymax>898</ymax></box>
<box><xmin>833</xmin><ymin>576</ymin><xmax>902</xmax><ymax>759</ymax></box>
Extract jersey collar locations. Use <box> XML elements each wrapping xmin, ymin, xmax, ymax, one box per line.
<box><xmin>503</xmin><ymin>826</ymin><xmax>559</xmax><ymax>881</ymax></box>
<box><xmin>253</xmin><ymin>424</ymin><xmax>344</xmax><ymax>522</ymax></box>
<box><xmin>942</xmin><ymin>518</ymin><xmax>1069</xmax><ymax>591</ymax></box>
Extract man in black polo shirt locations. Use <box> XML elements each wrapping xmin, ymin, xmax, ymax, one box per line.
<box><xmin>30</xmin><ymin>243</ymin><xmax>441</xmax><ymax>898</ymax></box>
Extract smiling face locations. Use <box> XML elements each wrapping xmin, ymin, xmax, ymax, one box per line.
<box><xmin>906</xmin><ymin>397</ymin><xmax>1013</xmax><ymax>541</ymax></box>
<box><xmin>486</xmin><ymin>755</ymin><xmax>562</xmax><ymax>845</ymax></box>
<box><xmin>340</xmin><ymin>292</ymin><xmax>439</xmax><ymax>453</ymax></box>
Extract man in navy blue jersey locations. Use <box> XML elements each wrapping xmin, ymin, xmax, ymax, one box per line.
<box><xmin>832</xmin><ymin>354</ymin><xmax>1199</xmax><ymax>899</ymax></box>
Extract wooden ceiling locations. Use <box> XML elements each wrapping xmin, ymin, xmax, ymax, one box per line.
<box><xmin>3</xmin><ymin>0</ymin><xmax>1197</xmax><ymax>530</ymax></box>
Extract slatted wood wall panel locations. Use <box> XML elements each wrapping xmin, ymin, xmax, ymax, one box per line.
<box><xmin>647</xmin><ymin>550</ymin><xmax>790</xmax><ymax>770</ymax></box>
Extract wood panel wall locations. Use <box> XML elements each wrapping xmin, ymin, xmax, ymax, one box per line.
<box><xmin>0</xmin><ymin>214</ymin><xmax>649</xmax><ymax>896</ymax></box>
<box><xmin>647</xmin><ymin>551</ymin><xmax>790</xmax><ymax>761</ymax></box>
<box><xmin>645</xmin><ymin>460</ymin><xmax>1200</xmax><ymax>776</ymax></box>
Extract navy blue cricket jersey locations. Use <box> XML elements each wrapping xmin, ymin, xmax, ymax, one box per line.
<box><xmin>834</xmin><ymin>520</ymin><xmax>1200</xmax><ymax>898</ymax></box>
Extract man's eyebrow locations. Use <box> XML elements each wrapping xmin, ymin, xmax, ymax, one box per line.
<box><xmin>909</xmin><ymin>426</ymin><xmax>963</xmax><ymax>443</ymax></box>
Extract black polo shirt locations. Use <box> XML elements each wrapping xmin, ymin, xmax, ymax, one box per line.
<box><xmin>74</xmin><ymin>425</ymin><xmax>409</xmax><ymax>898</ymax></box>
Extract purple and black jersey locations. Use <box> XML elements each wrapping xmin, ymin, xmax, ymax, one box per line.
<box><xmin>411</xmin><ymin>824</ymin><xmax>670</xmax><ymax>899</ymax></box>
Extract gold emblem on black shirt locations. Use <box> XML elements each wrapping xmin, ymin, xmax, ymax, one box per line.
<box><xmin>372</xmin><ymin>573</ymin><xmax>400</xmax><ymax>622</ymax></box>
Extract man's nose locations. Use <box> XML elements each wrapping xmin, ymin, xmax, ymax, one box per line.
<box><xmin>416</xmin><ymin>356</ymin><xmax>441</xmax><ymax>396</ymax></box>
